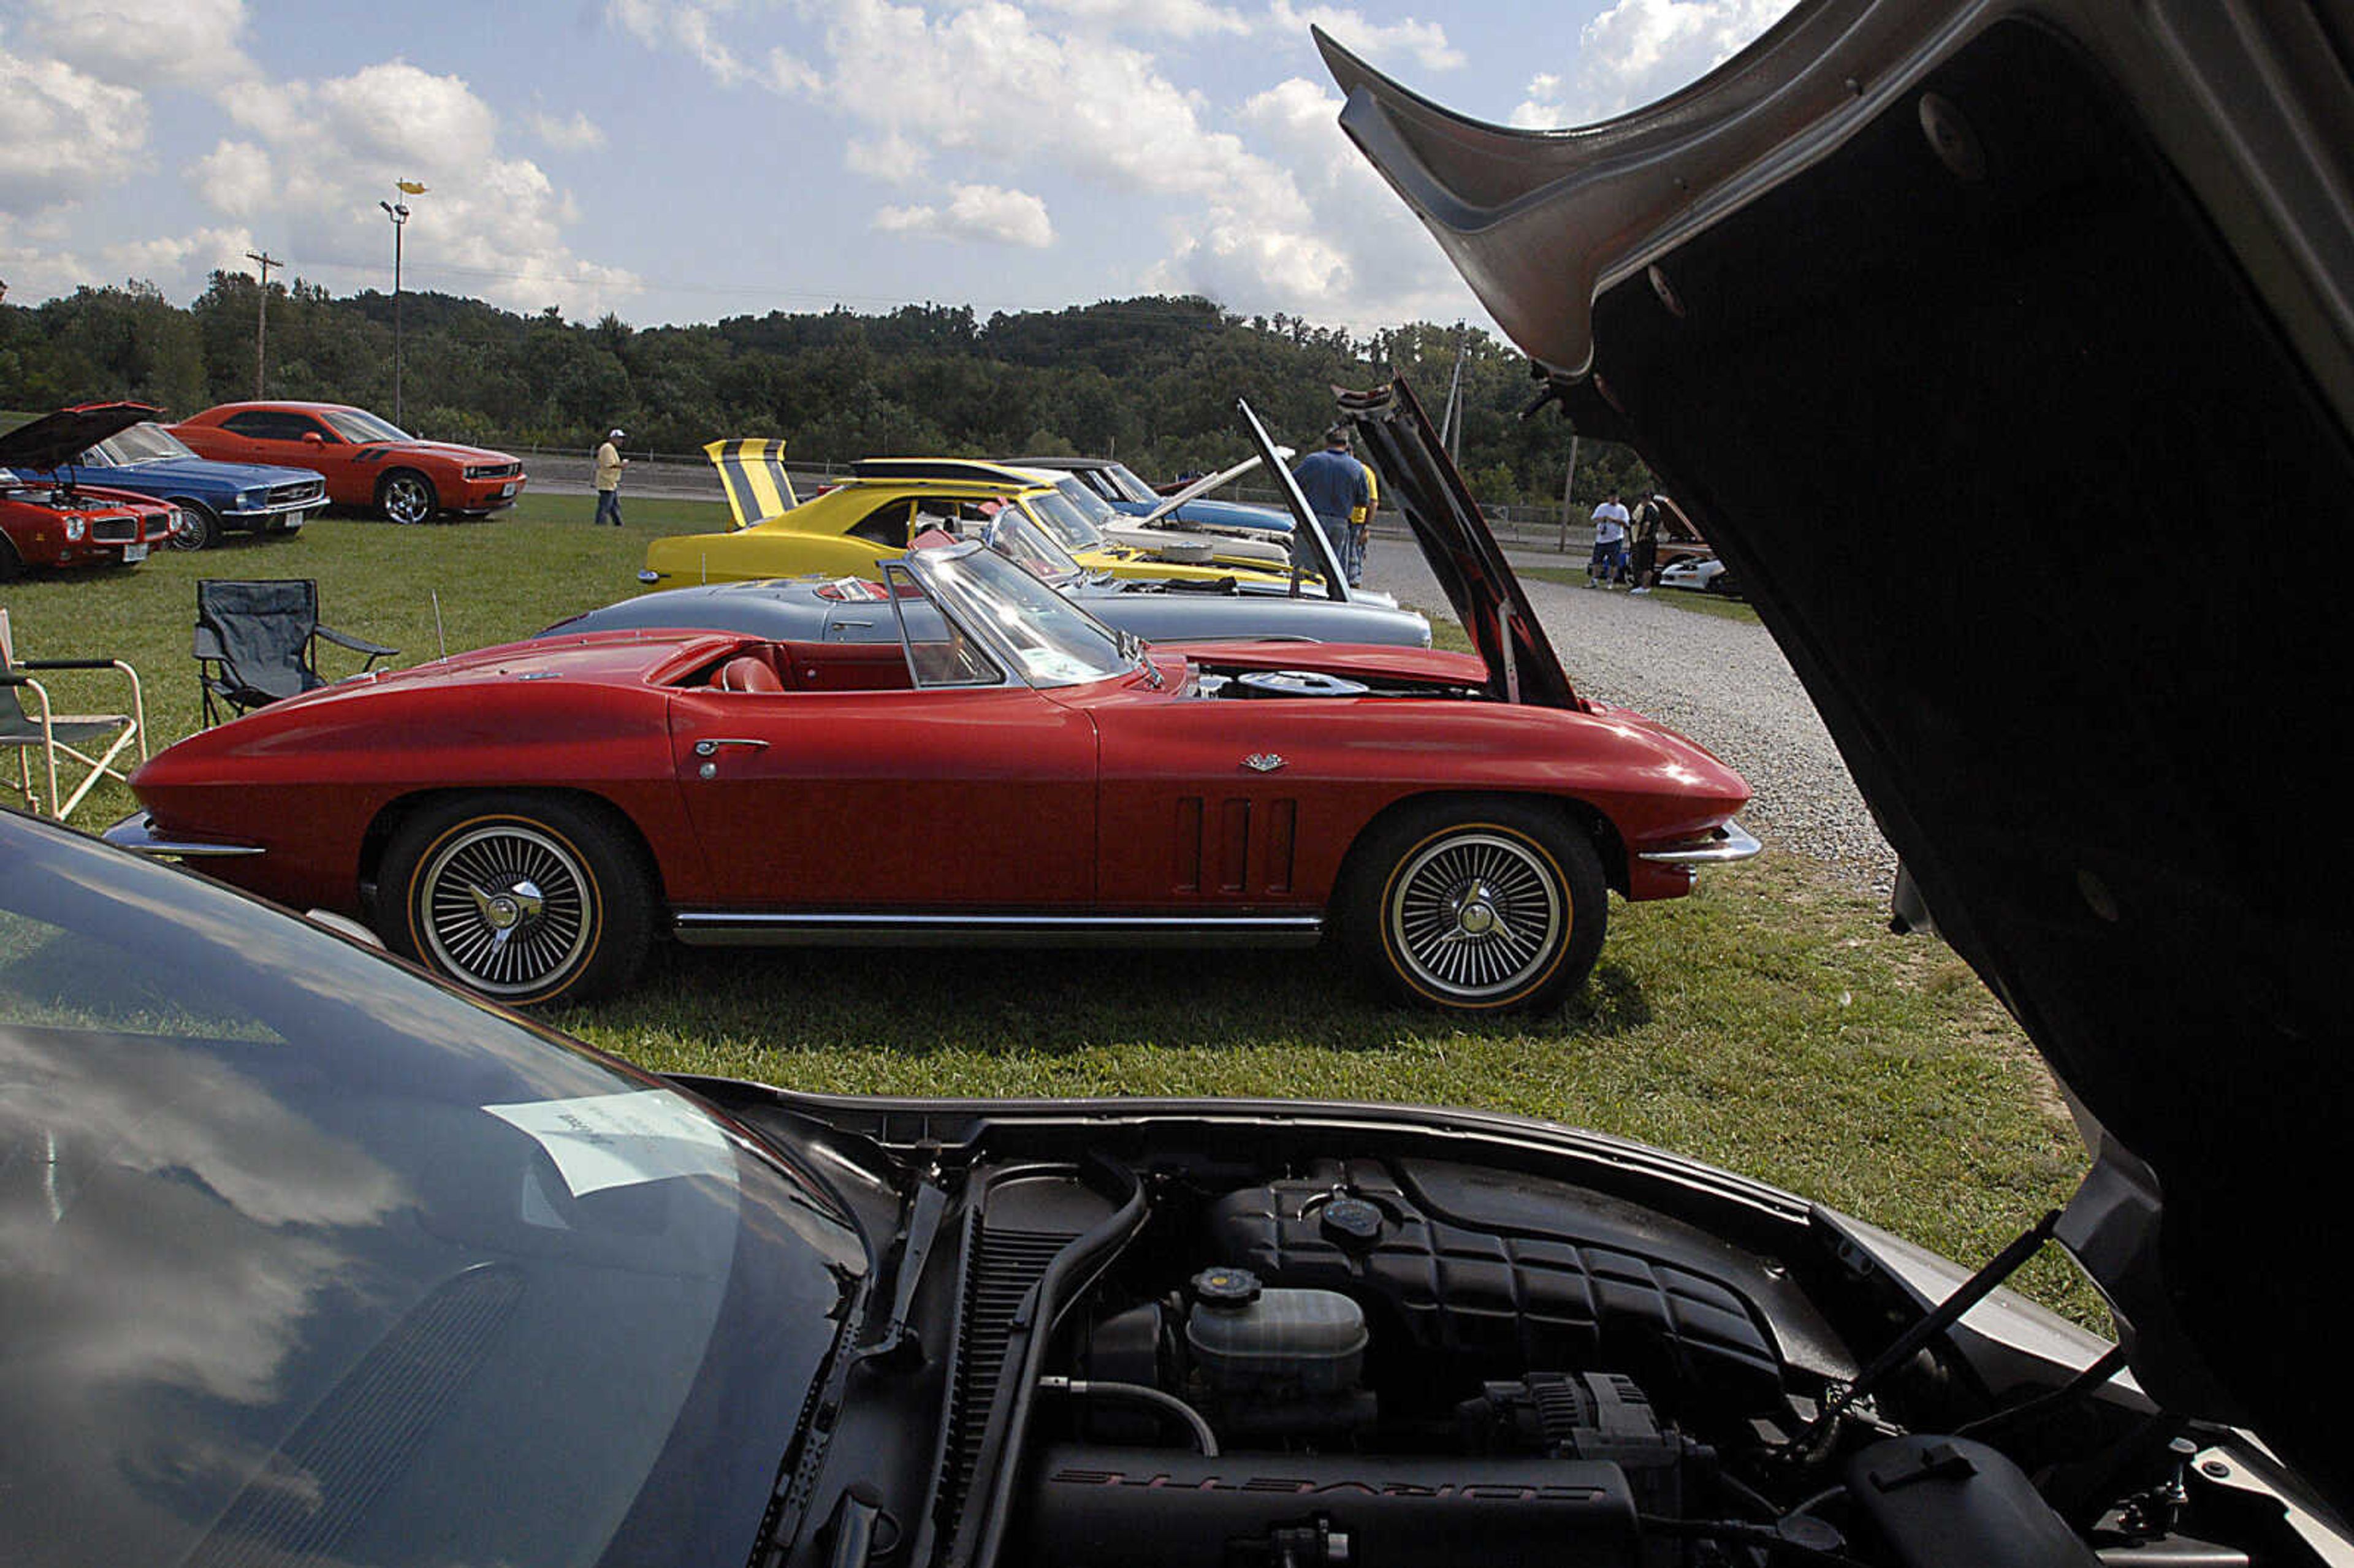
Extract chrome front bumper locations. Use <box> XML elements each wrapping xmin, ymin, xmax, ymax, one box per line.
<box><xmin>103</xmin><ymin>811</ymin><xmax>265</xmax><ymax>858</ymax></box>
<box><xmin>1637</xmin><ymin>819</ymin><xmax>1762</xmax><ymax>866</ymax></box>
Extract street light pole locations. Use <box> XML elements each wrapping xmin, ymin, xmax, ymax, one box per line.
<box><xmin>245</xmin><ymin>249</ymin><xmax>280</xmax><ymax>398</ymax></box>
<box><xmin>378</xmin><ymin>199</ymin><xmax>409</xmax><ymax>425</ymax></box>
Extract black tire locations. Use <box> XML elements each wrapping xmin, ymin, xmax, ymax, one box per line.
<box><xmin>169</xmin><ymin>500</ymin><xmax>221</xmax><ymax>551</ymax></box>
<box><xmin>377</xmin><ymin>470</ymin><xmax>439</xmax><ymax>525</ymax></box>
<box><xmin>1337</xmin><ymin>798</ymin><xmax>1606</xmax><ymax>1013</ymax></box>
<box><xmin>0</xmin><ymin>536</ymin><xmax>21</xmax><ymax>582</ymax></box>
<box><xmin>378</xmin><ymin>794</ymin><xmax>653</xmax><ymax>1005</ymax></box>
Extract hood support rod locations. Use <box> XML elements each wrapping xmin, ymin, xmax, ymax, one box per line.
<box><xmin>1802</xmin><ymin>1208</ymin><xmax>2062</xmax><ymax>1450</ymax></box>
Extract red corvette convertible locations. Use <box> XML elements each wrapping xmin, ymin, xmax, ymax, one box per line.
<box><xmin>111</xmin><ymin>382</ymin><xmax>1755</xmax><ymax>1011</ymax></box>
<box><xmin>169</xmin><ymin>402</ymin><xmax>526</xmax><ymax>524</ymax></box>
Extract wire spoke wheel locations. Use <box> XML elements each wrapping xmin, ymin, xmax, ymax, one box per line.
<box><xmin>416</xmin><ymin>822</ymin><xmax>594</xmax><ymax>997</ymax></box>
<box><xmin>1385</xmin><ymin>829</ymin><xmax>1567</xmax><ymax>1002</ymax></box>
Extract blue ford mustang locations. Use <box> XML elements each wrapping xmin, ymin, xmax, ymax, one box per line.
<box><xmin>58</xmin><ymin>415</ymin><xmax>327</xmax><ymax>550</ymax></box>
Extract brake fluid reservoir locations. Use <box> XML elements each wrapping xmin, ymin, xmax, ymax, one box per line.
<box><xmin>1185</xmin><ymin>1267</ymin><xmax>1366</xmax><ymax>1396</ymax></box>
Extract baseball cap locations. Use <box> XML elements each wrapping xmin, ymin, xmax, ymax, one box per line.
<box><xmin>608</xmin><ymin>428</ymin><xmax>625</xmax><ymax>440</ymax></box>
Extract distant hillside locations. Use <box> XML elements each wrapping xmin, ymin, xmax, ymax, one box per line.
<box><xmin>0</xmin><ymin>276</ymin><xmax>1652</xmax><ymax>506</ymax></box>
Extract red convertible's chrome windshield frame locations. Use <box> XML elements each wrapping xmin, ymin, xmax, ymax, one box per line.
<box><xmin>899</xmin><ymin>541</ymin><xmax>1138</xmax><ymax>689</ymax></box>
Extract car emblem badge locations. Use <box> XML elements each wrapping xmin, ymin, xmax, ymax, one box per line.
<box><xmin>1243</xmin><ymin>753</ymin><xmax>1285</xmax><ymax>773</ymax></box>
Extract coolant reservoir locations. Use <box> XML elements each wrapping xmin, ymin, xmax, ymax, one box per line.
<box><xmin>1185</xmin><ymin>1267</ymin><xmax>1366</xmax><ymax>1395</ymax></box>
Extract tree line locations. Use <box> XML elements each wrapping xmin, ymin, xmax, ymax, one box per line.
<box><xmin>1</xmin><ymin>275</ymin><xmax>1654</xmax><ymax>507</ymax></box>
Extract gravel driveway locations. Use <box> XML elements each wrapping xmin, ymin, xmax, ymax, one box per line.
<box><xmin>1360</xmin><ymin>537</ymin><xmax>1897</xmax><ymax>893</ymax></box>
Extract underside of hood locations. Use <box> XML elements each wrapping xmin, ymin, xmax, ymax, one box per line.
<box><xmin>1338</xmin><ymin>378</ymin><xmax>1577</xmax><ymax>711</ymax></box>
<box><xmin>0</xmin><ymin>403</ymin><xmax>159</xmax><ymax>473</ymax></box>
<box><xmin>1324</xmin><ymin>1</ymin><xmax>2354</xmax><ymax>1512</ymax></box>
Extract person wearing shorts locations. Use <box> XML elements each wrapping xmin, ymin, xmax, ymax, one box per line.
<box><xmin>1588</xmin><ymin>491</ymin><xmax>1630</xmax><ymax>587</ymax></box>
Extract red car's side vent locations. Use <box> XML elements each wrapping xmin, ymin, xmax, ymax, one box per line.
<box><xmin>1172</xmin><ymin>796</ymin><xmax>1297</xmax><ymax>896</ymax></box>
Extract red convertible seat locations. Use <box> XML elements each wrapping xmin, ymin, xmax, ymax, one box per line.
<box><xmin>715</xmin><ymin>654</ymin><xmax>785</xmax><ymax>693</ymax></box>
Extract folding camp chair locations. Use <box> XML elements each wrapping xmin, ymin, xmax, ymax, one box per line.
<box><xmin>195</xmin><ymin>579</ymin><xmax>398</xmax><ymax>728</ymax></box>
<box><xmin>1</xmin><ymin>607</ymin><xmax>147</xmax><ymax>822</ymax></box>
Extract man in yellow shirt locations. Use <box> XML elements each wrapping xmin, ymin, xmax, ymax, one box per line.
<box><xmin>1347</xmin><ymin>463</ymin><xmax>1378</xmax><ymax>587</ymax></box>
<box><xmin>593</xmin><ymin>428</ymin><xmax>628</xmax><ymax>527</ymax></box>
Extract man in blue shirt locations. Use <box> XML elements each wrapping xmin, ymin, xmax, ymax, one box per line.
<box><xmin>1291</xmin><ymin>425</ymin><xmax>1370</xmax><ymax>584</ymax></box>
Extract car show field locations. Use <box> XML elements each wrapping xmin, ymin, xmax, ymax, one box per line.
<box><xmin>13</xmin><ymin>1</ymin><xmax>2354</xmax><ymax>1556</ymax></box>
<box><xmin>0</xmin><ymin>483</ymin><xmax>2090</xmax><ymax>1321</ymax></box>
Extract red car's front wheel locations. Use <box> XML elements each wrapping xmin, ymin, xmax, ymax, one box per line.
<box><xmin>377</xmin><ymin>470</ymin><xmax>439</xmax><ymax>525</ymax></box>
<box><xmin>1339</xmin><ymin>799</ymin><xmax>1606</xmax><ymax>1013</ymax></box>
<box><xmin>380</xmin><ymin>794</ymin><xmax>653</xmax><ymax>1005</ymax></box>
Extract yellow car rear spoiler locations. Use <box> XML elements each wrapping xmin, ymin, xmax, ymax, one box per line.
<box><xmin>702</xmin><ymin>439</ymin><xmax>800</xmax><ymax>530</ymax></box>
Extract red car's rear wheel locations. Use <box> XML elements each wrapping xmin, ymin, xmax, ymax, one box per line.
<box><xmin>381</xmin><ymin>794</ymin><xmax>653</xmax><ymax>1005</ymax></box>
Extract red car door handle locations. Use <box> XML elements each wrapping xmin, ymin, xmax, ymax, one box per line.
<box><xmin>692</xmin><ymin>737</ymin><xmax>771</xmax><ymax>756</ymax></box>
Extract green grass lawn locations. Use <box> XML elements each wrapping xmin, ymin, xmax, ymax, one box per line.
<box><xmin>4</xmin><ymin>491</ymin><xmax>2097</xmax><ymax>1320</ymax></box>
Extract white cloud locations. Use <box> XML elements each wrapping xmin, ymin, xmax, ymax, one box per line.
<box><xmin>0</xmin><ymin>224</ymin><xmax>94</xmax><ymax>303</ymax></box>
<box><xmin>609</xmin><ymin>0</ymin><xmax>753</xmax><ymax>85</ymax></box>
<box><xmin>0</xmin><ymin>46</ymin><xmax>148</xmax><ymax>211</ymax></box>
<box><xmin>587</xmin><ymin>0</ymin><xmax>1478</xmax><ymax>330</ymax></box>
<box><xmin>18</xmin><ymin>0</ymin><xmax>258</xmax><ymax>89</ymax></box>
<box><xmin>1031</xmin><ymin>0</ymin><xmax>1251</xmax><ymax>37</ymax></box>
<box><xmin>186</xmin><ymin>139</ymin><xmax>276</xmax><ymax>217</ymax></box>
<box><xmin>875</xmin><ymin>183</ymin><xmax>1054</xmax><ymax>248</ymax></box>
<box><xmin>101</xmin><ymin>224</ymin><xmax>256</xmax><ymax>285</ymax></box>
<box><xmin>1143</xmin><ymin>74</ymin><xmax>1470</xmax><ymax>327</ymax></box>
<box><xmin>190</xmin><ymin>60</ymin><xmax>641</xmax><ymax>317</ymax></box>
<box><xmin>1512</xmin><ymin>0</ymin><xmax>1789</xmax><ymax>126</ymax></box>
<box><xmin>310</xmin><ymin>61</ymin><xmax>501</xmax><ymax>166</ymax></box>
<box><xmin>765</xmin><ymin>45</ymin><xmax>821</xmax><ymax>93</ymax></box>
<box><xmin>528</xmin><ymin>109</ymin><xmax>608</xmax><ymax>151</ymax></box>
<box><xmin>1268</xmin><ymin>4</ymin><xmax>1462</xmax><ymax>72</ymax></box>
<box><xmin>846</xmin><ymin>132</ymin><xmax>929</xmax><ymax>184</ymax></box>
<box><xmin>796</xmin><ymin>0</ymin><xmax>1302</xmax><ymax>223</ymax></box>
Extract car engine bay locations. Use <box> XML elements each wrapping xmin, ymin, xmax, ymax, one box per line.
<box><xmin>707</xmin><ymin>1097</ymin><xmax>2326</xmax><ymax>1568</ymax></box>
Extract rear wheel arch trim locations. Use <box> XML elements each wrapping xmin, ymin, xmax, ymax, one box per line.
<box><xmin>362</xmin><ymin>787</ymin><xmax>668</xmax><ymax>910</ymax></box>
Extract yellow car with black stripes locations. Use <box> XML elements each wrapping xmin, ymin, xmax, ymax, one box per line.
<box><xmin>641</xmin><ymin>453</ymin><xmax>1311</xmax><ymax>591</ymax></box>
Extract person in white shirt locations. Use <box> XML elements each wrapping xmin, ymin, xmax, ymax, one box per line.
<box><xmin>1587</xmin><ymin>491</ymin><xmax>1631</xmax><ymax>588</ymax></box>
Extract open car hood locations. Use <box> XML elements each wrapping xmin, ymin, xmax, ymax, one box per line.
<box><xmin>1237</xmin><ymin>392</ymin><xmax>1577</xmax><ymax>707</ymax></box>
<box><xmin>1323</xmin><ymin>0</ymin><xmax>2354</xmax><ymax>1511</ymax></box>
<box><xmin>0</xmin><ymin>403</ymin><xmax>159</xmax><ymax>473</ymax></box>
<box><xmin>1298</xmin><ymin>380</ymin><xmax>1578</xmax><ymax>710</ymax></box>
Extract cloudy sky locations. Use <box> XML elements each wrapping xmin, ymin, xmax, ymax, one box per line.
<box><xmin>1</xmin><ymin>0</ymin><xmax>1789</xmax><ymax>334</ymax></box>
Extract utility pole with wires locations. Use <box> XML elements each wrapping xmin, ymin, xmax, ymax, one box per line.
<box><xmin>245</xmin><ymin>249</ymin><xmax>280</xmax><ymax>398</ymax></box>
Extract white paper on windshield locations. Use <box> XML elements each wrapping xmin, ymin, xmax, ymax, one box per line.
<box><xmin>484</xmin><ymin>1089</ymin><xmax>733</xmax><ymax>1198</ymax></box>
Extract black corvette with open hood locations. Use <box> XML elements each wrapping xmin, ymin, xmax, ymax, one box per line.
<box><xmin>1324</xmin><ymin>0</ymin><xmax>2354</xmax><ymax>1547</ymax></box>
